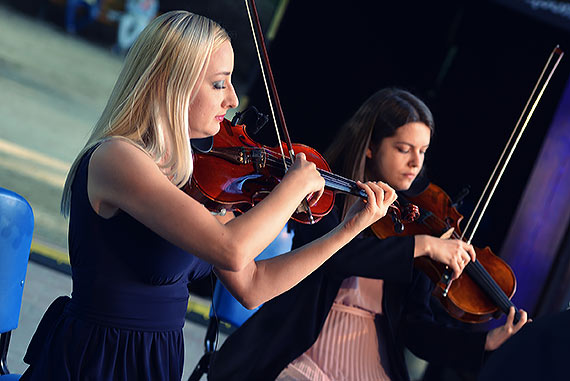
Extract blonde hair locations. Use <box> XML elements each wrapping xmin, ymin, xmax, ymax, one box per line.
<box><xmin>61</xmin><ymin>11</ymin><xmax>230</xmax><ymax>217</ymax></box>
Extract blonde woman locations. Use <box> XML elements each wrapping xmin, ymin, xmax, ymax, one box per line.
<box><xmin>20</xmin><ymin>11</ymin><xmax>396</xmax><ymax>380</ymax></box>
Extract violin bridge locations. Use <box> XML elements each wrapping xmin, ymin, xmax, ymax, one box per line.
<box><xmin>251</xmin><ymin>149</ymin><xmax>267</xmax><ymax>172</ymax></box>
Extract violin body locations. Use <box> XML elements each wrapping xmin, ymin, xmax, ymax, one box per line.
<box><xmin>184</xmin><ymin>119</ymin><xmax>335</xmax><ymax>223</ymax></box>
<box><xmin>371</xmin><ymin>183</ymin><xmax>517</xmax><ymax>323</ymax></box>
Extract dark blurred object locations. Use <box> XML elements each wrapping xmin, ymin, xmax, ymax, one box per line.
<box><xmin>477</xmin><ymin>308</ymin><xmax>570</xmax><ymax>380</ymax></box>
<box><xmin>64</xmin><ymin>0</ymin><xmax>101</xmax><ymax>34</ymax></box>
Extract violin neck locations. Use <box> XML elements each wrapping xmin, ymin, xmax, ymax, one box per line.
<box><xmin>318</xmin><ymin>169</ymin><xmax>367</xmax><ymax>198</ymax></box>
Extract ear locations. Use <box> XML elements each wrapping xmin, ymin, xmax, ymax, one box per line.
<box><xmin>366</xmin><ymin>147</ymin><xmax>373</xmax><ymax>159</ymax></box>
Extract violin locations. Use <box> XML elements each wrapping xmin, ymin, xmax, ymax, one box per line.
<box><xmin>184</xmin><ymin>117</ymin><xmax>419</xmax><ymax>227</ymax></box>
<box><xmin>371</xmin><ymin>182</ymin><xmax>519</xmax><ymax>324</ymax></box>
<box><xmin>374</xmin><ymin>45</ymin><xmax>563</xmax><ymax>324</ymax></box>
<box><xmin>181</xmin><ymin>0</ymin><xmax>419</xmax><ymax>230</ymax></box>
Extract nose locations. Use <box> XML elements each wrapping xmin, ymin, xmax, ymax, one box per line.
<box><xmin>409</xmin><ymin>150</ymin><xmax>422</xmax><ymax>168</ymax></box>
<box><xmin>223</xmin><ymin>84</ymin><xmax>239</xmax><ymax>109</ymax></box>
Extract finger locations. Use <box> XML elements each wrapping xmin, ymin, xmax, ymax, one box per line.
<box><xmin>366</xmin><ymin>181</ymin><xmax>385</xmax><ymax>207</ymax></box>
<box><xmin>461</xmin><ymin>251</ymin><xmax>471</xmax><ymax>267</ymax></box>
<box><xmin>450</xmin><ymin>262</ymin><xmax>461</xmax><ymax>280</ymax></box>
<box><xmin>515</xmin><ymin>309</ymin><xmax>529</xmax><ymax>327</ymax></box>
<box><xmin>385</xmin><ymin>186</ymin><xmax>397</xmax><ymax>204</ymax></box>
<box><xmin>506</xmin><ymin>306</ymin><xmax>515</xmax><ymax>326</ymax></box>
<box><xmin>365</xmin><ymin>181</ymin><xmax>384</xmax><ymax>207</ymax></box>
<box><xmin>375</xmin><ymin>181</ymin><xmax>397</xmax><ymax>203</ymax></box>
<box><xmin>456</xmin><ymin>257</ymin><xmax>466</xmax><ymax>277</ymax></box>
<box><xmin>384</xmin><ymin>190</ymin><xmax>397</xmax><ymax>205</ymax></box>
<box><xmin>465</xmin><ymin>243</ymin><xmax>476</xmax><ymax>262</ymax></box>
<box><xmin>357</xmin><ymin>181</ymin><xmax>376</xmax><ymax>206</ymax></box>
<box><xmin>295</xmin><ymin>152</ymin><xmax>307</xmax><ymax>162</ymax></box>
<box><xmin>306</xmin><ymin>192</ymin><xmax>316</xmax><ymax>206</ymax></box>
<box><xmin>310</xmin><ymin>186</ymin><xmax>325</xmax><ymax>206</ymax></box>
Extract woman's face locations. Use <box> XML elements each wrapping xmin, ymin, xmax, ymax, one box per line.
<box><xmin>366</xmin><ymin>122</ymin><xmax>431</xmax><ymax>191</ymax></box>
<box><xmin>188</xmin><ymin>41</ymin><xmax>239</xmax><ymax>138</ymax></box>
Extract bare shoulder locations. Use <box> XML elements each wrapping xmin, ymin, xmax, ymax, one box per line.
<box><xmin>86</xmin><ymin>138</ymin><xmax>220</xmax><ymax>254</ymax></box>
<box><xmin>87</xmin><ymin>138</ymin><xmax>166</xmax><ymax>216</ymax></box>
<box><xmin>91</xmin><ymin>138</ymin><xmax>149</xmax><ymax>167</ymax></box>
<box><xmin>89</xmin><ymin>138</ymin><xmax>159</xmax><ymax>181</ymax></box>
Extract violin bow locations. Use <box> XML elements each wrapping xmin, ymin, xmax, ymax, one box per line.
<box><xmin>442</xmin><ymin>45</ymin><xmax>564</xmax><ymax>297</ymax></box>
<box><xmin>244</xmin><ymin>0</ymin><xmax>315</xmax><ymax>223</ymax></box>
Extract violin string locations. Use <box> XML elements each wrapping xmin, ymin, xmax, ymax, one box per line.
<box><xmin>415</xmin><ymin>214</ymin><xmax>514</xmax><ymax>313</ymax></box>
<box><xmin>350</xmin><ymin>185</ymin><xmax>517</xmax><ymax>317</ymax></box>
<box><xmin>468</xmin><ymin>264</ymin><xmax>504</xmax><ymax>304</ymax></box>
<box><xmin>420</xmin><ymin>214</ymin><xmax>513</xmax><ymax>309</ymax></box>
<box><xmin>261</xmin><ymin>149</ymin><xmax>348</xmax><ymax>182</ymax></box>
<box><xmin>261</xmin><ymin>154</ymin><xmax>349</xmax><ymax>185</ymax></box>
<box><xmin>255</xmin><ymin>148</ymin><xmax>361</xmax><ymax>191</ymax></box>
<box><xmin>466</xmin><ymin>261</ymin><xmax>514</xmax><ymax>312</ymax></box>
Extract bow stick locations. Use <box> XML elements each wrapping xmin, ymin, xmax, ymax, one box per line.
<box><xmin>244</xmin><ymin>0</ymin><xmax>316</xmax><ymax>223</ymax></box>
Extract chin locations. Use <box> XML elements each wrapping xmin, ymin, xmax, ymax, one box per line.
<box><xmin>193</xmin><ymin>124</ymin><xmax>220</xmax><ymax>139</ymax></box>
<box><xmin>395</xmin><ymin>180</ymin><xmax>413</xmax><ymax>192</ymax></box>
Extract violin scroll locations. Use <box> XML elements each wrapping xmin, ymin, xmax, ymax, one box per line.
<box><xmin>387</xmin><ymin>200</ymin><xmax>420</xmax><ymax>234</ymax></box>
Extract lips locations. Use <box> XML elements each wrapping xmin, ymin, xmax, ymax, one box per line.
<box><xmin>215</xmin><ymin>115</ymin><xmax>225</xmax><ymax>122</ymax></box>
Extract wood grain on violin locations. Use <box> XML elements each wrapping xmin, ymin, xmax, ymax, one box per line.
<box><xmin>372</xmin><ymin>183</ymin><xmax>519</xmax><ymax>324</ymax></box>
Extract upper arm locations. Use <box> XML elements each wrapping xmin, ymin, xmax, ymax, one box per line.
<box><xmin>87</xmin><ymin>139</ymin><xmax>238</xmax><ymax>268</ymax></box>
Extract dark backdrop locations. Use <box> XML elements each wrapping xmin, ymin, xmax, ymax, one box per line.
<box><xmin>244</xmin><ymin>0</ymin><xmax>570</xmax><ymax>256</ymax></box>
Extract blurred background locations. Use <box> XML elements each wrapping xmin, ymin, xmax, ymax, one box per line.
<box><xmin>1</xmin><ymin>0</ymin><xmax>570</xmax><ymax>380</ymax></box>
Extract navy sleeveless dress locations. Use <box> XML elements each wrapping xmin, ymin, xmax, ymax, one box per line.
<box><xmin>21</xmin><ymin>146</ymin><xmax>213</xmax><ymax>380</ymax></box>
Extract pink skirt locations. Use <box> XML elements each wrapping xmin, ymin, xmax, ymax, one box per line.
<box><xmin>276</xmin><ymin>302</ymin><xmax>391</xmax><ymax>381</ymax></box>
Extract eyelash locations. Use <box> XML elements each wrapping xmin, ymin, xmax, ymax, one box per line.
<box><xmin>397</xmin><ymin>148</ymin><xmax>427</xmax><ymax>155</ymax></box>
<box><xmin>213</xmin><ymin>81</ymin><xmax>226</xmax><ymax>89</ymax></box>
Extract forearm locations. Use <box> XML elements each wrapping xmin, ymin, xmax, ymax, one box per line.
<box><xmin>222</xmin><ymin>179</ymin><xmax>309</xmax><ymax>269</ymax></box>
<box><xmin>413</xmin><ymin>235</ymin><xmax>433</xmax><ymax>258</ymax></box>
<box><xmin>216</xmin><ymin>221</ymin><xmax>357</xmax><ymax>309</ymax></box>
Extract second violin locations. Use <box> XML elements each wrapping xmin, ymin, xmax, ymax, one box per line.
<box><xmin>371</xmin><ymin>182</ymin><xmax>519</xmax><ymax>324</ymax></box>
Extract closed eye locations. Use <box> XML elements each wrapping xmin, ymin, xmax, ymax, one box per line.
<box><xmin>213</xmin><ymin>80</ymin><xmax>226</xmax><ymax>89</ymax></box>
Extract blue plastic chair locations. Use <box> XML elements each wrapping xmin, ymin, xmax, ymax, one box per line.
<box><xmin>0</xmin><ymin>188</ymin><xmax>34</xmax><ymax>379</ymax></box>
<box><xmin>188</xmin><ymin>224</ymin><xmax>294</xmax><ymax>380</ymax></box>
<box><xmin>210</xmin><ymin>224</ymin><xmax>295</xmax><ymax>327</ymax></box>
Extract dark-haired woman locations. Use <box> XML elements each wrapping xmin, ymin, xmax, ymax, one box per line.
<box><xmin>208</xmin><ymin>88</ymin><xmax>528</xmax><ymax>381</ymax></box>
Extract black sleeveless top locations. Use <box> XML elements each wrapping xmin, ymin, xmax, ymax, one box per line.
<box><xmin>22</xmin><ymin>144</ymin><xmax>212</xmax><ymax>380</ymax></box>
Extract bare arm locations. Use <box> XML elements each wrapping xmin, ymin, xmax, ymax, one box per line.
<box><xmin>215</xmin><ymin>181</ymin><xmax>398</xmax><ymax>308</ymax></box>
<box><xmin>88</xmin><ymin>139</ymin><xmax>325</xmax><ymax>271</ymax></box>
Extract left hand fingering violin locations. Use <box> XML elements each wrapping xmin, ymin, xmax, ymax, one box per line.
<box><xmin>184</xmin><ymin>118</ymin><xmax>419</xmax><ymax>227</ymax></box>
